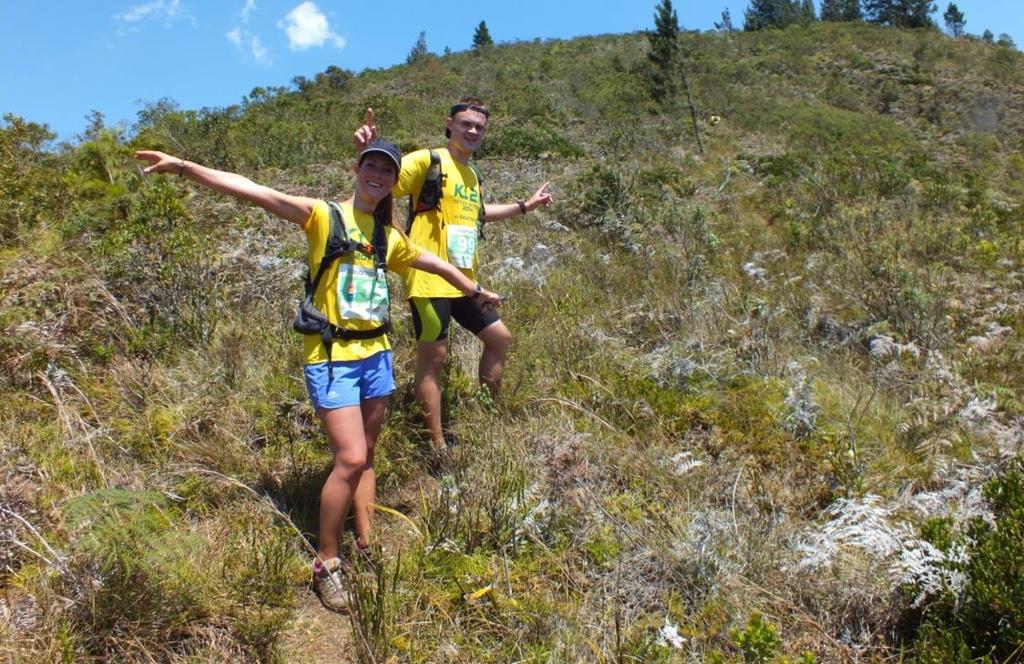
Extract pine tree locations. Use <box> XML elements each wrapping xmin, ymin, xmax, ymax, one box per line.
<box><xmin>864</xmin><ymin>0</ymin><xmax>936</xmax><ymax>28</ymax></box>
<box><xmin>714</xmin><ymin>7</ymin><xmax>736</xmax><ymax>31</ymax></box>
<box><xmin>744</xmin><ymin>0</ymin><xmax>801</xmax><ymax>31</ymax></box>
<box><xmin>406</xmin><ymin>31</ymin><xmax>429</xmax><ymax>64</ymax></box>
<box><xmin>997</xmin><ymin>33</ymin><xmax>1016</xmax><ymax>49</ymax></box>
<box><xmin>647</xmin><ymin>0</ymin><xmax>680</xmax><ymax>103</ymax></box>
<box><xmin>982</xmin><ymin>29</ymin><xmax>994</xmax><ymax>43</ymax></box>
<box><xmin>821</xmin><ymin>0</ymin><xmax>861</xmax><ymax>21</ymax></box>
<box><xmin>472</xmin><ymin>21</ymin><xmax>493</xmax><ymax>49</ymax></box>
<box><xmin>645</xmin><ymin>0</ymin><xmax>703</xmax><ymax>153</ymax></box>
<box><xmin>942</xmin><ymin>4</ymin><xmax>964</xmax><ymax>37</ymax></box>
<box><xmin>863</xmin><ymin>0</ymin><xmax>889</xmax><ymax>23</ymax></box>
<box><xmin>904</xmin><ymin>0</ymin><xmax>938</xmax><ymax>28</ymax></box>
<box><xmin>800</xmin><ymin>0</ymin><xmax>817</xmax><ymax>24</ymax></box>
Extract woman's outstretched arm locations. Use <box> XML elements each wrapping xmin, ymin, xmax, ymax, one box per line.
<box><xmin>134</xmin><ymin>150</ymin><xmax>318</xmax><ymax>226</ymax></box>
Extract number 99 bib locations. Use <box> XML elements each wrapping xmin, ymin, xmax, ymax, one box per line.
<box><xmin>446</xmin><ymin>225</ymin><xmax>477</xmax><ymax>269</ymax></box>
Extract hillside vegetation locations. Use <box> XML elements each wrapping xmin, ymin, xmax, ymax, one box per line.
<box><xmin>2</xmin><ymin>22</ymin><xmax>1023</xmax><ymax>662</ymax></box>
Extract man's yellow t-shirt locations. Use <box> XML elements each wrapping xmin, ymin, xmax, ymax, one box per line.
<box><xmin>301</xmin><ymin>200</ymin><xmax>421</xmax><ymax>364</ymax></box>
<box><xmin>394</xmin><ymin>148</ymin><xmax>482</xmax><ymax>298</ymax></box>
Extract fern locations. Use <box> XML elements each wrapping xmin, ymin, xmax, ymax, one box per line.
<box><xmin>62</xmin><ymin>488</ymin><xmax>173</xmax><ymax>572</ymax></box>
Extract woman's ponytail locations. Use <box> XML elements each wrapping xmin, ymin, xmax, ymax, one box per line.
<box><xmin>373</xmin><ymin>191</ymin><xmax>410</xmax><ymax>243</ymax></box>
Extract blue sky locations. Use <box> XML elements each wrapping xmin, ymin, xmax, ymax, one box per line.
<box><xmin>2</xmin><ymin>1</ymin><xmax>1021</xmax><ymax>144</ymax></box>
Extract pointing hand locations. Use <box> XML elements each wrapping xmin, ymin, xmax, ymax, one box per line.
<box><xmin>353</xmin><ymin>107</ymin><xmax>378</xmax><ymax>152</ymax></box>
<box><xmin>527</xmin><ymin>181</ymin><xmax>553</xmax><ymax>211</ymax></box>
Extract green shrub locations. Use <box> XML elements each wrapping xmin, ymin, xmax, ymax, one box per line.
<box><xmin>731</xmin><ymin>612</ymin><xmax>781</xmax><ymax>663</ymax></box>
<box><xmin>910</xmin><ymin>458</ymin><xmax>1024</xmax><ymax>662</ymax></box>
<box><xmin>423</xmin><ymin>447</ymin><xmax>532</xmax><ymax>555</ymax></box>
<box><xmin>0</xmin><ymin>114</ymin><xmax>69</xmax><ymax>244</ymax></box>
<box><xmin>349</xmin><ymin>544</ymin><xmax>403</xmax><ymax>664</ymax></box>
<box><xmin>570</xmin><ymin>164</ymin><xmax>627</xmax><ymax>226</ymax></box>
<box><xmin>94</xmin><ymin>178</ymin><xmax>224</xmax><ymax>351</ymax></box>
<box><xmin>134</xmin><ymin>99</ymin><xmax>239</xmax><ymax>170</ymax></box>
<box><xmin>482</xmin><ymin>124</ymin><xmax>584</xmax><ymax>158</ymax></box>
<box><xmin>60</xmin><ymin>489</ymin><xmax>198</xmax><ymax>656</ymax></box>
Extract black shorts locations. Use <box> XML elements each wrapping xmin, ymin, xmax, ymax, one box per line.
<box><xmin>409</xmin><ymin>296</ymin><xmax>500</xmax><ymax>342</ymax></box>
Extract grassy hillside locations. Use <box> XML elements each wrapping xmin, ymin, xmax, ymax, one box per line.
<box><xmin>2</xmin><ymin>22</ymin><xmax>1023</xmax><ymax>662</ymax></box>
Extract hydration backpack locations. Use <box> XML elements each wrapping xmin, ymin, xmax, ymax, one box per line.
<box><xmin>406</xmin><ymin>149</ymin><xmax>486</xmax><ymax>240</ymax></box>
<box><xmin>293</xmin><ymin>202</ymin><xmax>391</xmax><ymax>362</ymax></box>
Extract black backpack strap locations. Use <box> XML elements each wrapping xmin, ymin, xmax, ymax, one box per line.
<box><xmin>366</xmin><ymin>217</ymin><xmax>391</xmax><ymax>334</ymax></box>
<box><xmin>372</xmin><ymin>217</ymin><xmax>388</xmax><ymax>273</ymax></box>
<box><xmin>326</xmin><ymin>202</ymin><xmax>346</xmax><ymax>252</ymax></box>
<box><xmin>328</xmin><ymin>320</ymin><xmax>392</xmax><ymax>341</ymax></box>
<box><xmin>314</xmin><ymin>203</ymin><xmax>352</xmax><ymax>367</ymax></box>
<box><xmin>326</xmin><ymin>217</ymin><xmax>391</xmax><ymax>344</ymax></box>
<box><xmin>307</xmin><ymin>202</ymin><xmax>363</xmax><ymax>299</ymax></box>
<box><xmin>468</xmin><ymin>159</ymin><xmax>484</xmax><ymax>187</ymax></box>
<box><xmin>406</xmin><ymin>149</ymin><xmax>443</xmax><ymax>233</ymax></box>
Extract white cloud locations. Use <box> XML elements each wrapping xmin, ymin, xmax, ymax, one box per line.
<box><xmin>278</xmin><ymin>1</ymin><xmax>345</xmax><ymax>51</ymax></box>
<box><xmin>115</xmin><ymin>0</ymin><xmax>184</xmax><ymax>23</ymax></box>
<box><xmin>249</xmin><ymin>34</ymin><xmax>269</xmax><ymax>63</ymax></box>
<box><xmin>240</xmin><ymin>0</ymin><xmax>256</xmax><ymax>23</ymax></box>
<box><xmin>227</xmin><ymin>27</ymin><xmax>271</xmax><ymax>65</ymax></box>
<box><xmin>113</xmin><ymin>0</ymin><xmax>195</xmax><ymax>34</ymax></box>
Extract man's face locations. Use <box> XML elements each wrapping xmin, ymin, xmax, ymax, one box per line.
<box><xmin>446</xmin><ymin>109</ymin><xmax>488</xmax><ymax>153</ymax></box>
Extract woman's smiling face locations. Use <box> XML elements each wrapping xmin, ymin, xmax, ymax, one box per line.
<box><xmin>355</xmin><ymin>153</ymin><xmax>397</xmax><ymax>202</ymax></box>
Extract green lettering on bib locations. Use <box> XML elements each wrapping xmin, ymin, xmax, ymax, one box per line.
<box><xmin>337</xmin><ymin>265</ymin><xmax>389</xmax><ymax>322</ymax></box>
<box><xmin>446</xmin><ymin>225</ymin><xmax>477</xmax><ymax>269</ymax></box>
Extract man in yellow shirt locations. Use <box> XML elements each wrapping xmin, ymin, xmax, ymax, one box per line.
<box><xmin>355</xmin><ymin>99</ymin><xmax>552</xmax><ymax>450</ymax></box>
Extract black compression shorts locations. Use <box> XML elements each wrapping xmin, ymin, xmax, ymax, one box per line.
<box><xmin>409</xmin><ymin>296</ymin><xmax>500</xmax><ymax>342</ymax></box>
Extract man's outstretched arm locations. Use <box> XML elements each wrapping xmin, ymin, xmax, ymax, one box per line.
<box><xmin>483</xmin><ymin>181</ymin><xmax>553</xmax><ymax>223</ymax></box>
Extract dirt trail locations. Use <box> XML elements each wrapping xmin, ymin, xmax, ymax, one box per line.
<box><xmin>279</xmin><ymin>593</ymin><xmax>356</xmax><ymax>663</ymax></box>
<box><xmin>279</xmin><ymin>470</ymin><xmax>440</xmax><ymax>663</ymax></box>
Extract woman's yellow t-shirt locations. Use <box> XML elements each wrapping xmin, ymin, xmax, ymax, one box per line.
<box><xmin>393</xmin><ymin>148</ymin><xmax>482</xmax><ymax>298</ymax></box>
<box><xmin>301</xmin><ymin>200</ymin><xmax>421</xmax><ymax>364</ymax></box>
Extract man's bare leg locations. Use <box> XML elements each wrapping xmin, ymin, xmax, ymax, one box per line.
<box><xmin>414</xmin><ymin>339</ymin><xmax>448</xmax><ymax>449</ymax></box>
<box><xmin>477</xmin><ymin>320</ymin><xmax>511</xmax><ymax>397</ymax></box>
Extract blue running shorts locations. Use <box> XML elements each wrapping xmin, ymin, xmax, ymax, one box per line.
<box><xmin>303</xmin><ymin>350</ymin><xmax>395</xmax><ymax>411</ymax></box>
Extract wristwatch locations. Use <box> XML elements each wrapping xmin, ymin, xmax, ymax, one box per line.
<box><xmin>470</xmin><ymin>284</ymin><xmax>482</xmax><ymax>299</ymax></box>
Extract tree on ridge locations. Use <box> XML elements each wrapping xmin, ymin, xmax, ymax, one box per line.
<box><xmin>473</xmin><ymin>21</ymin><xmax>493</xmax><ymax>49</ymax></box>
<box><xmin>942</xmin><ymin>3</ymin><xmax>965</xmax><ymax>37</ymax></box>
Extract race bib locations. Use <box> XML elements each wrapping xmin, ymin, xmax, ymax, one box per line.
<box><xmin>446</xmin><ymin>224</ymin><xmax>477</xmax><ymax>269</ymax></box>
<box><xmin>336</xmin><ymin>264</ymin><xmax>389</xmax><ymax>322</ymax></box>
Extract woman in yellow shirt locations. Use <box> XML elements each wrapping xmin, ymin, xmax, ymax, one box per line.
<box><xmin>135</xmin><ymin>140</ymin><xmax>500</xmax><ymax>612</ymax></box>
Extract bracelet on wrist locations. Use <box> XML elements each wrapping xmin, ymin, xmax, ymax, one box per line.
<box><xmin>178</xmin><ymin>159</ymin><xmax>188</xmax><ymax>176</ymax></box>
<box><xmin>517</xmin><ymin>200</ymin><xmax>527</xmax><ymax>215</ymax></box>
<box><xmin>470</xmin><ymin>283</ymin><xmax>482</xmax><ymax>299</ymax></box>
